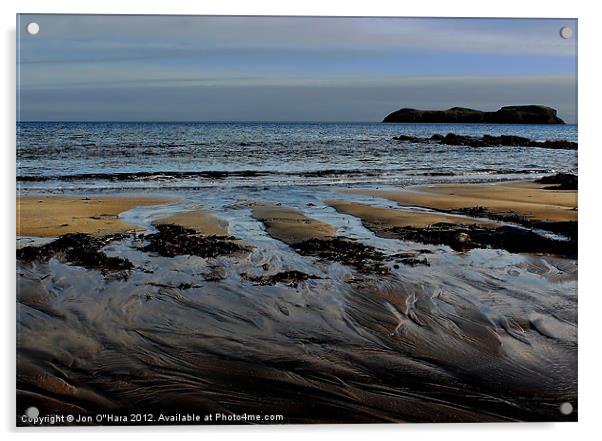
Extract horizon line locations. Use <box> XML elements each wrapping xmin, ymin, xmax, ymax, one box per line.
<box><xmin>17</xmin><ymin>120</ymin><xmax>578</xmax><ymax>125</ymax></box>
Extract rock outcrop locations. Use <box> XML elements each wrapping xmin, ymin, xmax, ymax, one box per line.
<box><xmin>392</xmin><ymin>133</ymin><xmax>577</xmax><ymax>150</ymax></box>
<box><xmin>383</xmin><ymin>105</ymin><xmax>565</xmax><ymax>124</ymax></box>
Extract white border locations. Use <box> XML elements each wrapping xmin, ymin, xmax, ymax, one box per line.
<box><xmin>2</xmin><ymin>1</ymin><xmax>600</xmax><ymax>439</ymax></box>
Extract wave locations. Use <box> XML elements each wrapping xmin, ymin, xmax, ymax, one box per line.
<box><xmin>16</xmin><ymin>168</ymin><xmax>558</xmax><ymax>183</ymax></box>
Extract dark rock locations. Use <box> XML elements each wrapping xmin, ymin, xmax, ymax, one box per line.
<box><xmin>492</xmin><ymin>105</ymin><xmax>565</xmax><ymax>124</ymax></box>
<box><xmin>383</xmin><ymin>105</ymin><xmax>565</xmax><ymax>124</ymax></box>
<box><xmin>383</xmin><ymin>223</ymin><xmax>576</xmax><ymax>258</ymax></box>
<box><xmin>393</xmin><ymin>134</ymin><xmax>423</xmax><ymax>142</ymax></box>
<box><xmin>482</xmin><ymin>134</ymin><xmax>532</xmax><ymax>146</ymax></box>
<box><xmin>453</xmin><ymin>206</ymin><xmax>577</xmax><ymax>240</ymax></box>
<box><xmin>393</xmin><ymin>132</ymin><xmax>577</xmax><ymax>150</ymax></box>
<box><xmin>535</xmin><ymin>173</ymin><xmax>578</xmax><ymax>190</ymax></box>
<box><xmin>441</xmin><ymin>133</ymin><xmax>485</xmax><ymax>146</ymax></box>
<box><xmin>541</xmin><ymin>140</ymin><xmax>578</xmax><ymax>150</ymax></box>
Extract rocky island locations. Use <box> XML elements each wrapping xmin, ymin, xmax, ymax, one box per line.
<box><xmin>383</xmin><ymin>105</ymin><xmax>565</xmax><ymax>124</ymax></box>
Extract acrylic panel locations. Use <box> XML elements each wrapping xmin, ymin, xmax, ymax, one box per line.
<box><xmin>16</xmin><ymin>14</ymin><xmax>577</xmax><ymax>426</ymax></box>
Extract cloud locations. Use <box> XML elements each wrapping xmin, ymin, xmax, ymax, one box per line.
<box><xmin>16</xmin><ymin>15</ymin><xmax>577</xmax><ymax>122</ymax></box>
<box><xmin>19</xmin><ymin>15</ymin><xmax>577</xmax><ymax>63</ymax></box>
<box><xmin>18</xmin><ymin>74</ymin><xmax>576</xmax><ymax>123</ymax></box>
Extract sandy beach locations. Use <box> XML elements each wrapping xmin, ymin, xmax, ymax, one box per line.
<box><xmin>16</xmin><ymin>178</ymin><xmax>577</xmax><ymax>261</ymax></box>
<box><xmin>18</xmin><ymin>181</ymin><xmax>575</xmax><ymax>240</ymax></box>
<box><xmin>327</xmin><ymin>199</ymin><xmax>498</xmax><ymax>228</ymax></box>
<box><xmin>154</xmin><ymin>208</ymin><xmax>229</xmax><ymax>236</ymax></box>
<box><xmin>341</xmin><ymin>181</ymin><xmax>577</xmax><ymax>223</ymax></box>
<box><xmin>17</xmin><ymin>195</ymin><xmax>176</xmax><ymax>237</ymax></box>
<box><xmin>16</xmin><ymin>176</ymin><xmax>578</xmax><ymax>423</ymax></box>
<box><xmin>250</xmin><ymin>202</ymin><xmax>337</xmax><ymax>244</ymax></box>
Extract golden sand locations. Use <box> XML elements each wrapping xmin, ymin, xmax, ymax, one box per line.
<box><xmin>341</xmin><ymin>181</ymin><xmax>577</xmax><ymax>223</ymax></box>
<box><xmin>251</xmin><ymin>202</ymin><xmax>336</xmax><ymax>244</ymax></box>
<box><xmin>17</xmin><ymin>195</ymin><xmax>175</xmax><ymax>237</ymax></box>
<box><xmin>154</xmin><ymin>209</ymin><xmax>229</xmax><ymax>236</ymax></box>
<box><xmin>327</xmin><ymin>200</ymin><xmax>496</xmax><ymax>229</ymax></box>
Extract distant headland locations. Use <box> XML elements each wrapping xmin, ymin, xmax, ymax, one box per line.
<box><xmin>382</xmin><ymin>105</ymin><xmax>565</xmax><ymax>124</ymax></box>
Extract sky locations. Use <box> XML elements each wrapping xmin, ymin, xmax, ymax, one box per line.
<box><xmin>17</xmin><ymin>15</ymin><xmax>577</xmax><ymax>123</ymax></box>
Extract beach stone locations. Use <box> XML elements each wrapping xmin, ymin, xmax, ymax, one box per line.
<box><xmin>456</xmin><ymin>232</ymin><xmax>470</xmax><ymax>243</ymax></box>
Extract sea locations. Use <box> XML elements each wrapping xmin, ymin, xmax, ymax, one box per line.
<box><xmin>17</xmin><ymin>121</ymin><xmax>577</xmax><ymax>193</ymax></box>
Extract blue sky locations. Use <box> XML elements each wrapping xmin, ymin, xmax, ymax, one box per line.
<box><xmin>17</xmin><ymin>15</ymin><xmax>577</xmax><ymax>122</ymax></box>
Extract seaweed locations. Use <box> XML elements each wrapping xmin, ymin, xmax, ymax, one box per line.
<box><xmin>292</xmin><ymin>237</ymin><xmax>389</xmax><ymax>273</ymax></box>
<box><xmin>241</xmin><ymin>270</ymin><xmax>320</xmax><ymax>287</ymax></box>
<box><xmin>17</xmin><ymin>233</ymin><xmax>132</xmax><ymax>274</ymax></box>
<box><xmin>142</xmin><ymin>224</ymin><xmax>247</xmax><ymax>258</ymax></box>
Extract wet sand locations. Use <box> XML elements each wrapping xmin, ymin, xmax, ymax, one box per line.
<box><xmin>154</xmin><ymin>208</ymin><xmax>229</xmax><ymax>236</ymax></box>
<box><xmin>16</xmin><ymin>180</ymin><xmax>578</xmax><ymax>424</ymax></box>
<box><xmin>342</xmin><ymin>181</ymin><xmax>577</xmax><ymax>223</ymax></box>
<box><xmin>250</xmin><ymin>202</ymin><xmax>336</xmax><ymax>244</ymax></box>
<box><xmin>327</xmin><ymin>190</ymin><xmax>575</xmax><ymax>257</ymax></box>
<box><xmin>17</xmin><ymin>195</ymin><xmax>176</xmax><ymax>237</ymax></box>
<box><xmin>327</xmin><ymin>200</ymin><xmax>497</xmax><ymax>228</ymax></box>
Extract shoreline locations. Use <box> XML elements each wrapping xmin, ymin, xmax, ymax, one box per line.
<box><xmin>16</xmin><ymin>177</ymin><xmax>577</xmax><ymax>247</ymax></box>
<box><xmin>340</xmin><ymin>179</ymin><xmax>577</xmax><ymax>223</ymax></box>
<box><xmin>16</xmin><ymin>175</ymin><xmax>578</xmax><ymax>266</ymax></box>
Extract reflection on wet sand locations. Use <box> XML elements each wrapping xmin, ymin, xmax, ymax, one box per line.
<box><xmin>16</xmin><ymin>179</ymin><xmax>577</xmax><ymax>424</ymax></box>
<box><xmin>341</xmin><ymin>179</ymin><xmax>577</xmax><ymax>224</ymax></box>
<box><xmin>154</xmin><ymin>208</ymin><xmax>229</xmax><ymax>236</ymax></box>
<box><xmin>250</xmin><ymin>201</ymin><xmax>336</xmax><ymax>243</ymax></box>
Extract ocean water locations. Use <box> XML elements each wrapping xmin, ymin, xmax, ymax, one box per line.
<box><xmin>17</xmin><ymin>121</ymin><xmax>577</xmax><ymax>192</ymax></box>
